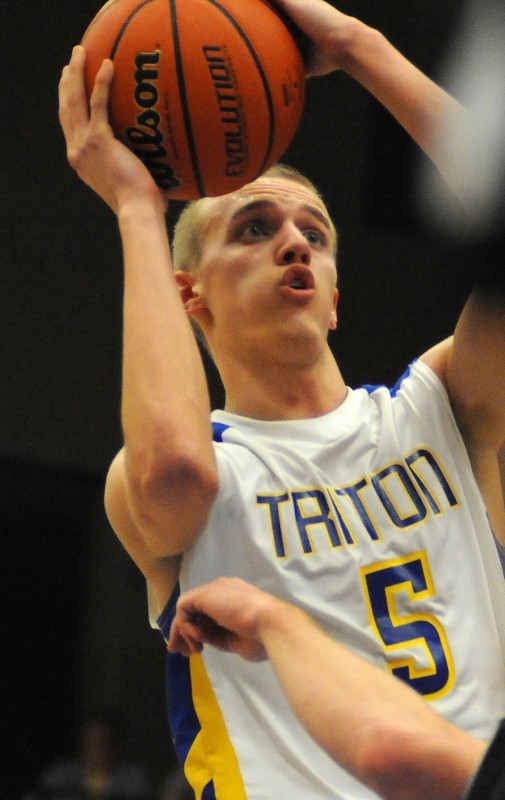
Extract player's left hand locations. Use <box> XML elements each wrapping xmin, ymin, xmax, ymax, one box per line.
<box><xmin>270</xmin><ymin>0</ymin><xmax>361</xmax><ymax>77</ymax></box>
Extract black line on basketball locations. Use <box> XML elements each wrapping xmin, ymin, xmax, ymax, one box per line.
<box><xmin>206</xmin><ymin>0</ymin><xmax>275</xmax><ymax>178</ymax></box>
<box><xmin>170</xmin><ymin>0</ymin><xmax>206</xmax><ymax>197</ymax></box>
<box><xmin>109</xmin><ymin>0</ymin><xmax>156</xmax><ymax>60</ymax></box>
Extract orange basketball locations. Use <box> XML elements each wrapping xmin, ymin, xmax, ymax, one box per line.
<box><xmin>81</xmin><ymin>0</ymin><xmax>306</xmax><ymax>200</ymax></box>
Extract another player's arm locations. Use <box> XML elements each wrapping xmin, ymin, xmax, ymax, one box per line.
<box><xmin>169</xmin><ymin>577</ymin><xmax>485</xmax><ymax>800</ymax></box>
<box><xmin>59</xmin><ymin>48</ymin><xmax>219</xmax><ymax>603</ymax></box>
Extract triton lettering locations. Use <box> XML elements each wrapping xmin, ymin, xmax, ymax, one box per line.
<box><xmin>257</xmin><ymin>448</ymin><xmax>460</xmax><ymax>558</ymax></box>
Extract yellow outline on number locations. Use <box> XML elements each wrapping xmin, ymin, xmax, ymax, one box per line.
<box><xmin>360</xmin><ymin>551</ymin><xmax>455</xmax><ymax>701</ymax></box>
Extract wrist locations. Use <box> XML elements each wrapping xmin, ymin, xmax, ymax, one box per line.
<box><xmin>256</xmin><ymin>597</ymin><xmax>309</xmax><ymax>648</ymax></box>
<box><xmin>338</xmin><ymin>18</ymin><xmax>386</xmax><ymax>77</ymax></box>
<box><xmin>117</xmin><ymin>193</ymin><xmax>168</xmax><ymax>230</ymax></box>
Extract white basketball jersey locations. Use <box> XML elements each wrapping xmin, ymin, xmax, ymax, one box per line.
<box><xmin>159</xmin><ymin>360</ymin><xmax>505</xmax><ymax>800</ymax></box>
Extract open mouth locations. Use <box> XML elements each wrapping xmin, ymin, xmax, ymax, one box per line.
<box><xmin>280</xmin><ymin>265</ymin><xmax>315</xmax><ymax>291</ymax></box>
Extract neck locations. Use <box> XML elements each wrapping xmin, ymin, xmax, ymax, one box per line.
<box><xmin>219</xmin><ymin>344</ymin><xmax>347</xmax><ymax>421</ymax></box>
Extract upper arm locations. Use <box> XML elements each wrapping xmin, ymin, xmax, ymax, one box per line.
<box><xmin>104</xmin><ymin>446</ymin><xmax>219</xmax><ymax>614</ymax></box>
<box><xmin>118</xmin><ymin>417</ymin><xmax>220</xmax><ymax>557</ymax></box>
<box><xmin>421</xmin><ymin>290</ymin><xmax>505</xmax><ymax>543</ymax></box>
<box><xmin>104</xmin><ymin>451</ymin><xmax>182</xmax><ymax>614</ymax></box>
<box><xmin>421</xmin><ymin>289</ymin><xmax>505</xmax><ymax>452</ymax></box>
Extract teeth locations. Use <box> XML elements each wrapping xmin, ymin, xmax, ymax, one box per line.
<box><xmin>290</xmin><ymin>280</ymin><xmax>305</xmax><ymax>289</ymax></box>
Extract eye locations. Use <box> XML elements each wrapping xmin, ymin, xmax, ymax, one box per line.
<box><xmin>304</xmin><ymin>229</ymin><xmax>326</xmax><ymax>246</ymax></box>
<box><xmin>239</xmin><ymin>220</ymin><xmax>269</xmax><ymax>240</ymax></box>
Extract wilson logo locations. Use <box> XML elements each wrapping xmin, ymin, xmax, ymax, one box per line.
<box><xmin>126</xmin><ymin>51</ymin><xmax>180</xmax><ymax>192</ymax></box>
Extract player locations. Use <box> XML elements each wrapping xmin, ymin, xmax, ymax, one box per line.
<box><xmin>58</xmin><ymin>0</ymin><xmax>505</xmax><ymax>797</ymax></box>
<box><xmin>168</xmin><ymin>575</ymin><xmax>505</xmax><ymax>800</ymax></box>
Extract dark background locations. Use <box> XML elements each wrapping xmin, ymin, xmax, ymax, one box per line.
<box><xmin>2</xmin><ymin>0</ymin><xmax>469</xmax><ymax>796</ymax></box>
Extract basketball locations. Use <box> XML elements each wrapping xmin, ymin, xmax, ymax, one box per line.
<box><xmin>81</xmin><ymin>0</ymin><xmax>306</xmax><ymax>200</ymax></box>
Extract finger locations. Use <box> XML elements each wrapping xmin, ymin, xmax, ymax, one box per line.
<box><xmin>167</xmin><ymin>616</ymin><xmax>188</xmax><ymax>650</ymax></box>
<box><xmin>58</xmin><ymin>46</ymin><xmax>90</xmax><ymax>139</ymax></box>
<box><xmin>89</xmin><ymin>57</ymin><xmax>114</xmax><ymax>124</ymax></box>
<box><xmin>174</xmin><ymin>614</ymin><xmax>231</xmax><ymax>654</ymax></box>
<box><xmin>177</xmin><ymin>633</ymin><xmax>203</xmax><ymax>656</ymax></box>
<box><xmin>168</xmin><ymin>622</ymin><xmax>204</xmax><ymax>656</ymax></box>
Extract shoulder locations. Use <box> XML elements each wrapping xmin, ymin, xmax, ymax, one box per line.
<box><xmin>362</xmin><ymin>358</ymin><xmax>450</xmax><ymax>413</ymax></box>
<box><xmin>418</xmin><ymin>336</ymin><xmax>453</xmax><ymax>387</ymax></box>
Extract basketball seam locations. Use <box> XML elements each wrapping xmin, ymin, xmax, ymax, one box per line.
<box><xmin>170</xmin><ymin>0</ymin><xmax>206</xmax><ymax>197</ymax></box>
<box><xmin>109</xmin><ymin>0</ymin><xmax>156</xmax><ymax>60</ymax></box>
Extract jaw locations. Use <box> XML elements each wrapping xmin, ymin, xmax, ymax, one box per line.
<box><xmin>199</xmin><ymin>269</ymin><xmax>337</xmax><ymax>372</ymax></box>
<box><xmin>212</xmin><ymin>311</ymin><xmax>331</xmax><ymax>382</ymax></box>
<box><xmin>220</xmin><ymin>338</ymin><xmax>341</xmax><ymax>420</ymax></box>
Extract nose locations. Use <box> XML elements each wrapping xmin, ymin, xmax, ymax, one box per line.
<box><xmin>276</xmin><ymin>225</ymin><xmax>311</xmax><ymax>266</ymax></box>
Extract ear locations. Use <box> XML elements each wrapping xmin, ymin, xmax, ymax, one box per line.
<box><xmin>175</xmin><ymin>270</ymin><xmax>207</xmax><ymax>316</ymax></box>
<box><xmin>328</xmin><ymin>288</ymin><xmax>339</xmax><ymax>331</ymax></box>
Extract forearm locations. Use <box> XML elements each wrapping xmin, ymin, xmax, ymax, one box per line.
<box><xmin>272</xmin><ymin>0</ymin><xmax>468</xmax><ymax>200</ymax></box>
<box><xmin>340</xmin><ymin>18</ymin><xmax>466</xmax><ymax>194</ymax></box>
<box><xmin>117</xmin><ymin>198</ymin><xmax>217</xmax><ymax>552</ymax></box>
<box><xmin>258</xmin><ymin>602</ymin><xmax>483</xmax><ymax>800</ymax></box>
<box><xmin>119</xmin><ymin>199</ymin><xmax>210</xmax><ymax>436</ymax></box>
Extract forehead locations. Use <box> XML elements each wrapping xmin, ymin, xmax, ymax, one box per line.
<box><xmin>203</xmin><ymin>177</ymin><xmax>332</xmax><ymax>230</ymax></box>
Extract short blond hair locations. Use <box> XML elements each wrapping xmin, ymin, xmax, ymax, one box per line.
<box><xmin>172</xmin><ymin>164</ymin><xmax>338</xmax><ymax>273</ymax></box>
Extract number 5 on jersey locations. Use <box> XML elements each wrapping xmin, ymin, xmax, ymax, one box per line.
<box><xmin>360</xmin><ymin>552</ymin><xmax>455</xmax><ymax>699</ymax></box>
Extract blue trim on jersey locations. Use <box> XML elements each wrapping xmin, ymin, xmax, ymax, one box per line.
<box><xmin>203</xmin><ymin>782</ymin><xmax>217</xmax><ymax>799</ymax></box>
<box><xmin>157</xmin><ymin>582</ymin><xmax>179</xmax><ymax>640</ymax></box>
<box><xmin>362</xmin><ymin>363</ymin><xmax>413</xmax><ymax>398</ymax></box>
<box><xmin>159</xmin><ymin>589</ymin><xmax>217</xmax><ymax>798</ymax></box>
<box><xmin>159</xmin><ymin>585</ymin><xmax>203</xmax><ymax>768</ymax></box>
<box><xmin>494</xmin><ymin>535</ymin><xmax>505</xmax><ymax>579</ymax></box>
<box><xmin>212</xmin><ymin>421</ymin><xmax>230</xmax><ymax>442</ymax></box>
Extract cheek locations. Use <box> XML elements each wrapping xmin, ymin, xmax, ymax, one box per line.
<box><xmin>207</xmin><ymin>257</ymin><xmax>268</xmax><ymax>308</ymax></box>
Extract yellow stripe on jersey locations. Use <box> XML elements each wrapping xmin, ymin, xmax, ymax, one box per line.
<box><xmin>186</xmin><ymin>653</ymin><xmax>248</xmax><ymax>800</ymax></box>
<box><xmin>184</xmin><ymin>730</ymin><xmax>215</xmax><ymax>799</ymax></box>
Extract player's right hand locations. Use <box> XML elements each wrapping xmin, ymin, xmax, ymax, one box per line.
<box><xmin>58</xmin><ymin>46</ymin><xmax>167</xmax><ymax>216</ymax></box>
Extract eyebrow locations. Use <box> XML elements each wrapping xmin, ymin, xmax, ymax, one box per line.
<box><xmin>229</xmin><ymin>199</ymin><xmax>332</xmax><ymax>231</ymax></box>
